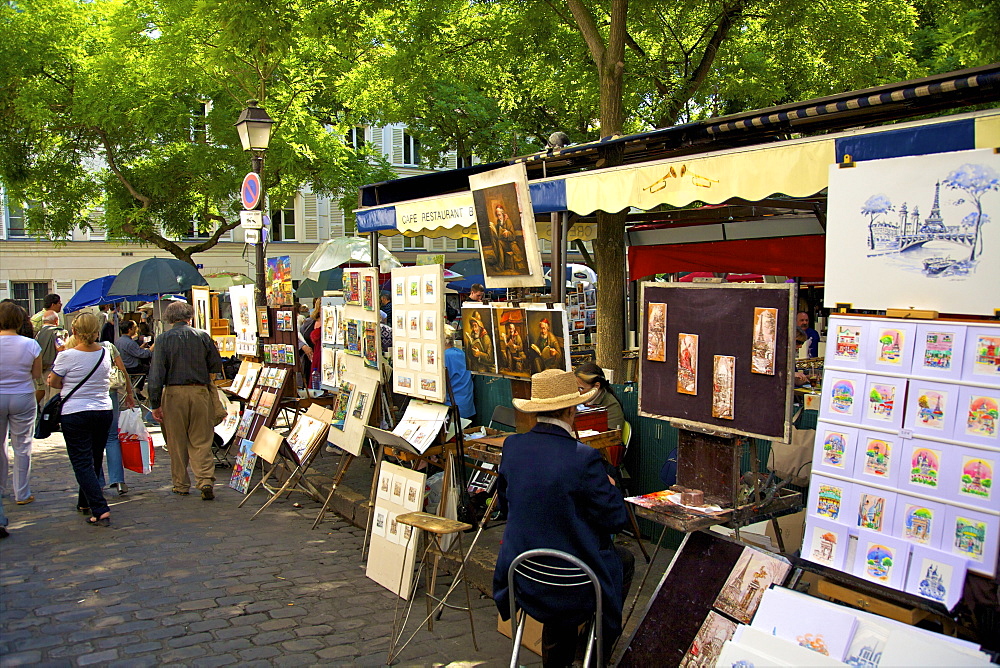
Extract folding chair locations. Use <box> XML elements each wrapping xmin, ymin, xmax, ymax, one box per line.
<box><xmin>507</xmin><ymin>548</ymin><xmax>603</xmax><ymax>668</ymax></box>
<box><xmin>489</xmin><ymin>405</ymin><xmax>516</xmax><ymax>432</ymax></box>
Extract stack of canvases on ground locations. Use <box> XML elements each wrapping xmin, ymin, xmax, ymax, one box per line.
<box><xmin>804</xmin><ymin>147</ymin><xmax>1000</xmax><ymax>610</ymax></box>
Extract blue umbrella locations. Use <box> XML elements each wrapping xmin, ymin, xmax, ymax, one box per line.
<box><xmin>64</xmin><ymin>275</ymin><xmax>157</xmax><ymax>313</ymax></box>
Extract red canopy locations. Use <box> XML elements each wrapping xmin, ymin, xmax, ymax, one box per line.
<box><xmin>628</xmin><ymin>235</ymin><xmax>825</xmax><ymax>281</ymax></box>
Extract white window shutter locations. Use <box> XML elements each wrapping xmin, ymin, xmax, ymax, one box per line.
<box><xmin>391</xmin><ymin>127</ymin><xmax>403</xmax><ymax>165</ymax></box>
<box><xmin>303</xmin><ymin>193</ymin><xmax>319</xmax><ymax>241</ymax></box>
<box><xmin>330</xmin><ymin>205</ymin><xmax>345</xmax><ymax>237</ymax></box>
<box><xmin>370</xmin><ymin>125</ymin><xmax>383</xmax><ymax>154</ymax></box>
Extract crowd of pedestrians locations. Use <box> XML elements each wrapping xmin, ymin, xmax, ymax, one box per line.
<box><xmin>1</xmin><ymin>294</ymin><xmax>233</xmax><ymax>538</ymax></box>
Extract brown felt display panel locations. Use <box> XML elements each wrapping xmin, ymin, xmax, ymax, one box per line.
<box><xmin>639</xmin><ymin>282</ymin><xmax>795</xmax><ymax>442</ymax></box>
<box><xmin>618</xmin><ymin>531</ymin><xmax>745</xmax><ymax>668</ymax></box>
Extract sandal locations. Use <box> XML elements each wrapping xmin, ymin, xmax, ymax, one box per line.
<box><xmin>76</xmin><ymin>506</ymin><xmax>90</xmax><ymax>514</ymax></box>
<box><xmin>87</xmin><ymin>513</ymin><xmax>111</xmax><ymax>527</ymax></box>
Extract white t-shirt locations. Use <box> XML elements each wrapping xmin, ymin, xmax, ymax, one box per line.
<box><xmin>51</xmin><ymin>347</ymin><xmax>112</xmax><ymax>414</ymax></box>
<box><xmin>0</xmin><ymin>335</ymin><xmax>42</xmax><ymax>394</ymax></box>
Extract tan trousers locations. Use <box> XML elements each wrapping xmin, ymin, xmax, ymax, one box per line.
<box><xmin>161</xmin><ymin>385</ymin><xmax>215</xmax><ymax>491</ymax></box>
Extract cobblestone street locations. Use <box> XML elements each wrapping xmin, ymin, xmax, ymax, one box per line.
<box><xmin>0</xmin><ymin>428</ymin><xmax>527</xmax><ymax>667</ymax></box>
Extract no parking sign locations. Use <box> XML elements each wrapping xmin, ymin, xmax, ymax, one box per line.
<box><xmin>241</xmin><ymin>172</ymin><xmax>262</xmax><ymax>210</ymax></box>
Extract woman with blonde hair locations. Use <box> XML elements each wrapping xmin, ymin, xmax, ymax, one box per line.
<box><xmin>49</xmin><ymin>313</ymin><xmax>134</xmax><ymax>526</ymax></box>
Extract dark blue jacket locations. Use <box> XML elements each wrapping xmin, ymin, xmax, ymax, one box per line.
<box><xmin>493</xmin><ymin>422</ymin><xmax>628</xmax><ymax>640</ymax></box>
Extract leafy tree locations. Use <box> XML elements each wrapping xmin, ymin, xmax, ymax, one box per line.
<box><xmin>943</xmin><ymin>163</ymin><xmax>999</xmax><ymax>262</ymax></box>
<box><xmin>862</xmin><ymin>195</ymin><xmax>895</xmax><ymax>249</ymax></box>
<box><xmin>0</xmin><ymin>0</ymin><xmax>394</xmax><ymax>265</ymax></box>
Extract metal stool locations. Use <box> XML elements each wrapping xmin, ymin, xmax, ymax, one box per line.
<box><xmin>387</xmin><ymin>511</ymin><xmax>478</xmax><ymax>664</ymax></box>
<box><xmin>507</xmin><ymin>548</ymin><xmax>603</xmax><ymax>668</ymax></box>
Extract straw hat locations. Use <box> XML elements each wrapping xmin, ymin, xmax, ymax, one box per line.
<box><xmin>469</xmin><ymin>311</ymin><xmax>485</xmax><ymax>328</ymax></box>
<box><xmin>512</xmin><ymin>369</ymin><xmax>597</xmax><ymax>413</ymax></box>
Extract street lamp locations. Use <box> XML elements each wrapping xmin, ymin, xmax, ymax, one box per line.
<box><xmin>235</xmin><ymin>99</ymin><xmax>274</xmax><ymax>308</ymax></box>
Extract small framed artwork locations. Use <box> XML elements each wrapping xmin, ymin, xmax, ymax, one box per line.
<box><xmin>395</xmin><ymin>372</ymin><xmax>414</xmax><ymax>392</ymax></box>
<box><xmin>812</xmin><ymin>422</ymin><xmax>860</xmax><ymax>478</ymax></box>
<box><xmin>818</xmin><ymin>371</ymin><xmax>867</xmax><ymax>423</ymax></box>
<box><xmin>827</xmin><ymin>316</ymin><xmax>867</xmax><ymax>370</ymax></box>
<box><xmin>750</xmin><ymin>306</ymin><xmax>778</xmax><ymax>375</ymax></box>
<box><xmin>956</xmin><ymin>385</ymin><xmax>999</xmax><ymax>447</ymax></box>
<box><xmin>676</xmin><ymin>333</ymin><xmax>698</xmax><ymax>395</ymax></box>
<box><xmin>394</xmin><ymin>312</ymin><xmax>406</xmax><ymax>338</ymax></box>
<box><xmin>911</xmin><ymin>323</ymin><xmax>966</xmax><ymax>381</ymax></box>
<box><xmin>898</xmin><ymin>440</ymin><xmax>946</xmax><ymax>499</ymax></box>
<box><xmin>851</xmin><ymin>529</ymin><xmax>910</xmax><ymax>589</ymax></box>
<box><xmin>422</xmin><ymin>273</ymin><xmax>437</xmax><ymax>304</ymax></box>
<box><xmin>851</xmin><ymin>484</ymin><xmax>896</xmax><ymax>534</ymax></box>
<box><xmin>347</xmin><ymin>272</ymin><xmax>361</xmax><ymax>306</ymax></box>
<box><xmin>408</xmin><ymin>342</ymin><xmax>422</xmax><ymax>371</ymax></box>
<box><xmin>408</xmin><ymin>311</ymin><xmax>420</xmax><ymax>336</ymax></box>
<box><xmin>419</xmin><ymin>374</ymin><xmax>441</xmax><ymax>401</ymax></box>
<box><xmin>904</xmin><ymin>380</ymin><xmax>958</xmax><ymax>440</ymax></box>
<box><xmin>395</xmin><ymin>343</ymin><xmax>406</xmax><ymax>366</ymax></box>
<box><xmin>807</xmin><ymin>474</ymin><xmax>853</xmax><ymax>524</ymax></box>
<box><xmin>256</xmin><ymin>307</ymin><xmax>270</xmax><ymax>338</ymax></box>
<box><xmin>423</xmin><ymin>343</ymin><xmax>439</xmax><ymax>374</ymax></box>
<box><xmin>904</xmin><ymin>545</ymin><xmax>967</xmax><ymax>610</ymax></box>
<box><xmin>407</xmin><ymin>277</ymin><xmax>420</xmax><ymax>304</ymax></box>
<box><xmin>645</xmin><ymin>302</ymin><xmax>667</xmax><ymax>362</ymax></box>
<box><xmin>371</xmin><ymin>505</ymin><xmax>389</xmax><ymax>538</ymax></box>
<box><xmin>865</xmin><ymin>320</ymin><xmax>916</xmax><ymax>371</ymax></box>
<box><xmin>390</xmin><ymin>474</ymin><xmax>406</xmax><ymax>505</ymax></box>
<box><xmin>393</xmin><ymin>277</ymin><xmax>405</xmax><ymax>304</ymax></box>
<box><xmin>422</xmin><ymin>310</ymin><xmax>438</xmax><ymax>341</ymax></box>
<box><xmin>403</xmin><ymin>478</ymin><xmax>422</xmax><ymax>512</ymax></box>
<box><xmin>276</xmin><ymin>309</ymin><xmax>294</xmax><ymax>332</ymax></box>
<box><xmin>386</xmin><ymin>511</ymin><xmax>401</xmax><ymax>544</ymax></box>
<box><xmin>853</xmin><ymin>430</ymin><xmax>902</xmax><ymax>488</ymax></box>
<box><xmin>893</xmin><ymin>494</ymin><xmax>946</xmax><ymax>549</ymax></box>
<box><xmin>802</xmin><ymin>517</ymin><xmax>851</xmax><ymax>570</ymax></box>
<box><xmin>862</xmin><ymin>375</ymin><xmax>907</xmax><ymax>431</ymax></box>
<box><xmin>943</xmin><ymin>505</ymin><xmax>997</xmax><ymax>577</ymax></box>
<box><xmin>963</xmin><ymin>326</ymin><xmax>1000</xmax><ymax>386</ymax></box>
<box><xmin>947</xmin><ymin>446</ymin><xmax>995</xmax><ymax>510</ymax></box>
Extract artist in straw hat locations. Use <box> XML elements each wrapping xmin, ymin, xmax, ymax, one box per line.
<box><xmin>493</xmin><ymin>369</ymin><xmax>634</xmax><ymax>667</ymax></box>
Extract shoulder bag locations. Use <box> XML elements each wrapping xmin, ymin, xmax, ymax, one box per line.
<box><xmin>35</xmin><ymin>348</ymin><xmax>106</xmax><ymax>439</ymax></box>
<box><xmin>104</xmin><ymin>342</ymin><xmax>128</xmax><ymax>391</ymax></box>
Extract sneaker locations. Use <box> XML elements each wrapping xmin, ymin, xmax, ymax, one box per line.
<box><xmin>201</xmin><ymin>485</ymin><xmax>214</xmax><ymax>501</ymax></box>
<box><xmin>0</xmin><ymin>527</ymin><xmax>8</xmax><ymax>539</ymax></box>
<box><xmin>172</xmin><ymin>489</ymin><xmax>190</xmax><ymax>496</ymax></box>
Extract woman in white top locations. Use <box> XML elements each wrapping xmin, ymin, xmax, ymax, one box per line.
<box><xmin>49</xmin><ymin>313</ymin><xmax>134</xmax><ymax>526</ymax></box>
<box><xmin>0</xmin><ymin>302</ymin><xmax>43</xmax><ymax>529</ymax></box>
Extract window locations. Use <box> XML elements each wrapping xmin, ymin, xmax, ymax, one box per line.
<box><xmin>346</xmin><ymin>127</ymin><xmax>366</xmax><ymax>148</ymax></box>
<box><xmin>456</xmin><ymin>236</ymin><xmax>476</xmax><ymax>250</ymax></box>
<box><xmin>402</xmin><ymin>234</ymin><xmax>424</xmax><ymax>250</ymax></box>
<box><xmin>402</xmin><ymin>132</ymin><xmax>420</xmax><ymax>166</ymax></box>
<box><xmin>7</xmin><ymin>202</ymin><xmax>26</xmax><ymax>237</ymax></box>
<box><xmin>270</xmin><ymin>198</ymin><xmax>296</xmax><ymax>241</ymax></box>
<box><xmin>10</xmin><ymin>281</ymin><xmax>49</xmax><ymax>315</ymax></box>
<box><xmin>183</xmin><ymin>216</ymin><xmax>211</xmax><ymax>239</ymax></box>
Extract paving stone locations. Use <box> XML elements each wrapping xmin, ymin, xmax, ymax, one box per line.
<box><xmin>281</xmin><ymin>637</ymin><xmax>324</xmax><ymax>652</ymax></box>
<box><xmin>159</xmin><ymin>645</ymin><xmax>205</xmax><ymax>663</ymax></box>
<box><xmin>250</xmin><ymin>630</ymin><xmax>294</xmax><ymax>646</ymax></box>
<box><xmin>292</xmin><ymin>624</ymin><xmax>333</xmax><ymax>637</ymax></box>
<box><xmin>238</xmin><ymin>646</ymin><xmax>282</xmax><ymax>660</ymax></box>
<box><xmin>166</xmin><ymin>631</ymin><xmax>214</xmax><ymax>649</ymax></box>
<box><xmin>122</xmin><ymin>641</ymin><xmax>164</xmax><ymax>655</ymax></box>
<box><xmin>0</xmin><ymin>651</ymin><xmax>42</xmax><ymax>666</ymax></box>
<box><xmin>212</xmin><ymin>625</ymin><xmax>258</xmax><ymax>641</ymax></box>
<box><xmin>209</xmin><ymin>638</ymin><xmax>254</xmax><ymax>653</ymax></box>
<box><xmin>257</xmin><ymin>617</ymin><xmax>297</xmax><ymax>632</ymax></box>
<box><xmin>267</xmin><ymin>605</ymin><xmax>309</xmax><ymax>619</ymax></box>
<box><xmin>188</xmin><ymin>618</ymin><xmax>230</xmax><ymax>633</ymax></box>
<box><xmin>191</xmin><ymin>654</ymin><xmax>239</xmax><ymax>667</ymax></box>
<box><xmin>77</xmin><ymin>649</ymin><xmax>119</xmax><ymax>665</ymax></box>
<box><xmin>273</xmin><ymin>652</ymin><xmax>321</xmax><ymax>666</ymax></box>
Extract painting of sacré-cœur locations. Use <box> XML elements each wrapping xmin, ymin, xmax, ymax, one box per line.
<box><xmin>825</xmin><ymin>148</ymin><xmax>999</xmax><ymax>316</ymax></box>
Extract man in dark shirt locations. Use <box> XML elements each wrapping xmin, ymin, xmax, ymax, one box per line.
<box><xmin>148</xmin><ymin>301</ymin><xmax>223</xmax><ymax>499</ymax></box>
<box><xmin>35</xmin><ymin>312</ymin><xmax>67</xmax><ymax>405</ymax></box>
<box><xmin>116</xmin><ymin>320</ymin><xmax>153</xmax><ymax>393</ymax></box>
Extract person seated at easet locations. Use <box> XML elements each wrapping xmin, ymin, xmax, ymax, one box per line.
<box><xmin>574</xmin><ymin>362</ymin><xmax>625</xmax><ymax>430</ymax></box>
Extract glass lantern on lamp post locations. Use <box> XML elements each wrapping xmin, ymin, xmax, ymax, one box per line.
<box><xmin>235</xmin><ymin>100</ymin><xmax>274</xmax><ymax>308</ymax></box>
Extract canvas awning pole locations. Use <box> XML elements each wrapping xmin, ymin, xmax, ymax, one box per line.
<box><xmin>550</xmin><ymin>212</ymin><xmax>563</xmax><ymax>303</ymax></box>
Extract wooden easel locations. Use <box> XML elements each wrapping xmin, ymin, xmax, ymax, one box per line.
<box><xmin>240</xmin><ymin>423</ymin><xmax>330</xmax><ymax>519</ymax></box>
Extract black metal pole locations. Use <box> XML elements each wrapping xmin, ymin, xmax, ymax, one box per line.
<box><xmin>252</xmin><ymin>153</ymin><xmax>266</xmax><ymax>308</ymax></box>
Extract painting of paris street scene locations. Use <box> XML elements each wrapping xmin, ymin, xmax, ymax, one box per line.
<box><xmin>825</xmin><ymin>149</ymin><xmax>999</xmax><ymax>316</ymax></box>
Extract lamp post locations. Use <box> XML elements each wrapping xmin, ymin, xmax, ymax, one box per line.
<box><xmin>235</xmin><ymin>99</ymin><xmax>274</xmax><ymax>308</ymax></box>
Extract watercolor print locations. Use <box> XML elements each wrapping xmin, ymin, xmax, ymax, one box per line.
<box><xmin>679</xmin><ymin>612</ymin><xmax>737</xmax><ymax>668</ymax></box>
<box><xmin>822</xmin><ymin>430</ymin><xmax>849</xmax><ymax>469</ymax></box>
<box><xmin>409</xmin><ymin>342</ymin><xmax>422</xmax><ymax>371</ymax></box>
<box><xmin>913</xmin><ymin>387</ymin><xmax>947</xmax><ymax>430</ymax></box>
<box><xmin>393</xmin><ymin>277</ymin><xmax>405</xmax><ymax>303</ymax></box>
<box><xmin>751</xmin><ymin>307</ymin><xmax>778</xmax><ymax>375</ymax></box>
<box><xmin>875</xmin><ymin>328</ymin><xmax>905</xmax><ymax>365</ymax></box>
<box><xmin>363</xmin><ymin>322</ymin><xmax>378</xmax><ymax>369</ymax></box>
<box><xmin>953</xmin><ymin>515</ymin><xmax>986</xmax><ymax>561</ymax></box>
<box><xmin>972</xmin><ymin>334</ymin><xmax>1000</xmax><ymax>377</ymax></box>
<box><xmin>408</xmin><ymin>276</ymin><xmax>420</xmax><ymax>303</ymax></box>
<box><xmin>966</xmin><ymin>394</ymin><xmax>998</xmax><ymax>439</ymax></box>
<box><xmin>322</xmin><ymin>306</ymin><xmax>337</xmax><ymax>344</ymax></box>
<box><xmin>424</xmin><ymin>344</ymin><xmax>438</xmax><ymax>373</ymax></box>
<box><xmin>321</xmin><ymin>348</ymin><xmax>337</xmax><ymax>387</ymax></box>
<box><xmin>712</xmin><ymin>355</ymin><xmax>736</xmax><ymax>420</ymax></box>
<box><xmin>829</xmin><ymin>378</ymin><xmax>856</xmax><ymax>416</ymax></box>
<box><xmin>420</xmin><ymin>376</ymin><xmax>438</xmax><ymax>395</ymax></box>
<box><xmin>256</xmin><ymin>307</ymin><xmax>270</xmax><ymax>338</ymax></box>
<box><xmin>345</xmin><ymin>320</ymin><xmax>360</xmax><ymax>355</ymax></box>
<box><xmin>422</xmin><ymin>274</ymin><xmax>437</xmax><ymax>304</ymax></box>
<box><xmin>395</xmin><ymin>343</ymin><xmax>406</xmax><ymax>366</ymax></box>
<box><xmin>352</xmin><ymin>391</ymin><xmax>368</xmax><ymax>420</ymax></box>
<box><xmin>371</xmin><ymin>506</ymin><xmax>388</xmax><ymax>538</ymax></box>
<box><xmin>835</xmin><ymin>324</ymin><xmax>861</xmax><ymax>361</ymax></box>
<box><xmin>858</xmin><ymin>492</ymin><xmax>887</xmax><ymax>532</ymax></box>
<box><xmin>394</xmin><ymin>312</ymin><xmax>405</xmax><ymax>337</ymax></box>
<box><xmin>229</xmin><ymin>439</ymin><xmax>257</xmax><ymax>494</ymax></box>
<box><xmin>361</xmin><ymin>275</ymin><xmax>374</xmax><ymax>311</ymax></box>
<box><xmin>807</xmin><ymin>525</ymin><xmax>842</xmax><ymax>567</ymax></box>
<box><xmin>825</xmin><ymin>149</ymin><xmax>1000</xmax><ymax>316</ymax></box>
<box><xmin>712</xmin><ymin>548</ymin><xmax>791</xmax><ymax>624</ymax></box>
<box><xmin>422</xmin><ymin>311</ymin><xmax>437</xmax><ymax>341</ymax></box>
<box><xmin>646</xmin><ymin>302</ymin><xmax>667</xmax><ymax>362</ymax></box>
<box><xmin>902</xmin><ymin>503</ymin><xmax>936</xmax><ymax>545</ymax></box>
<box><xmin>332</xmin><ymin>381</ymin><xmax>354</xmax><ymax>431</ymax></box>
<box><xmin>867</xmin><ymin>382</ymin><xmax>896</xmax><ymax>421</ymax></box>
<box><xmin>396</xmin><ymin>373</ymin><xmax>413</xmax><ymax>391</ymax></box>
<box><xmin>403</xmin><ymin>478</ymin><xmax>422</xmax><ymax>512</ymax></box>
<box><xmin>816</xmin><ymin>483</ymin><xmax>843</xmax><ymax>521</ymax></box>
<box><xmin>862</xmin><ymin>436</ymin><xmax>893</xmax><ymax>479</ymax></box>
<box><xmin>922</xmin><ymin>331</ymin><xmax>956</xmax><ymax>370</ymax></box>
<box><xmin>677</xmin><ymin>333</ymin><xmax>698</xmax><ymax>395</ymax></box>
<box><xmin>863</xmin><ymin>542</ymin><xmax>897</xmax><ymax>584</ymax></box>
<box><xmin>494</xmin><ymin>308</ymin><xmax>531</xmax><ymax>378</ymax></box>
<box><xmin>409</xmin><ymin>311</ymin><xmax>420</xmax><ymax>335</ymax></box>
<box><xmin>960</xmin><ymin>455</ymin><xmax>993</xmax><ymax>501</ymax></box>
<box><xmin>909</xmin><ymin>446</ymin><xmax>941</xmax><ymax>488</ymax></box>
<box><xmin>347</xmin><ymin>271</ymin><xmax>360</xmax><ymax>305</ymax></box>
<box><xmin>908</xmin><ymin>551</ymin><xmax>957</xmax><ymax>606</ymax></box>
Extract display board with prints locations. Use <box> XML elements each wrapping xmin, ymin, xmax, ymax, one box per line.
<box><xmin>391</xmin><ymin>264</ymin><xmax>446</xmax><ymax>402</ymax></box>
<box><xmin>366</xmin><ymin>462</ymin><xmax>426</xmax><ymax>599</ymax></box>
<box><xmin>805</xmin><ymin>314</ymin><xmax>1000</xmax><ymax>606</ymax></box>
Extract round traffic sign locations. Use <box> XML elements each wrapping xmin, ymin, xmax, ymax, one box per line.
<box><xmin>241</xmin><ymin>172</ymin><xmax>262</xmax><ymax>210</ymax></box>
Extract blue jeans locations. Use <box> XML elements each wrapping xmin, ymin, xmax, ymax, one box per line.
<box><xmin>101</xmin><ymin>392</ymin><xmax>125</xmax><ymax>487</ymax></box>
<box><xmin>61</xmin><ymin>409</ymin><xmax>113</xmax><ymax>517</ymax></box>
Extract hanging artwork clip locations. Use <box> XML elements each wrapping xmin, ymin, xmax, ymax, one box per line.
<box><xmin>839</xmin><ymin>153</ymin><xmax>855</xmax><ymax>168</ymax></box>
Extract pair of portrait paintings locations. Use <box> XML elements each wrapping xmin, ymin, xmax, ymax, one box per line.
<box><xmin>460</xmin><ymin>305</ymin><xmax>569</xmax><ymax>377</ymax></box>
<box><xmin>645</xmin><ymin>303</ymin><xmax>779</xmax><ymax>421</ymax></box>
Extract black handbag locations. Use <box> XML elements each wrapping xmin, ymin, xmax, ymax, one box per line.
<box><xmin>35</xmin><ymin>349</ymin><xmax>106</xmax><ymax>439</ymax></box>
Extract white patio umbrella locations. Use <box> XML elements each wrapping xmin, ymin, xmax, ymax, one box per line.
<box><xmin>544</xmin><ymin>263</ymin><xmax>598</xmax><ymax>287</ymax></box>
<box><xmin>302</xmin><ymin>237</ymin><xmax>401</xmax><ymax>277</ymax></box>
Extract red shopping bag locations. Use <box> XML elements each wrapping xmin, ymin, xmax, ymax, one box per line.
<box><xmin>118</xmin><ymin>408</ymin><xmax>155</xmax><ymax>474</ymax></box>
